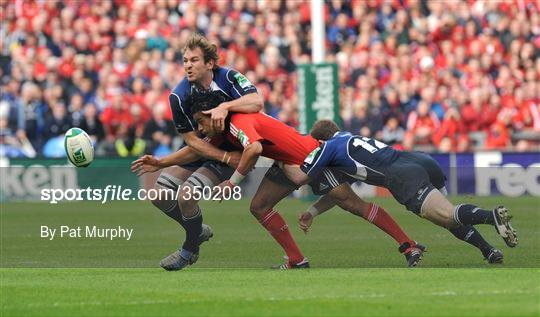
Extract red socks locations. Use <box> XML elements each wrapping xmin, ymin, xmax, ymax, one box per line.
<box><xmin>364</xmin><ymin>203</ymin><xmax>413</xmax><ymax>246</ymax></box>
<box><xmin>258</xmin><ymin>209</ymin><xmax>304</xmax><ymax>264</ymax></box>
<box><xmin>257</xmin><ymin>205</ymin><xmax>409</xmax><ymax>264</ymax></box>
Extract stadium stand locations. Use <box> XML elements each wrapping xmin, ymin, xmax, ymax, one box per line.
<box><xmin>0</xmin><ymin>0</ymin><xmax>538</xmax><ymax>157</ymax></box>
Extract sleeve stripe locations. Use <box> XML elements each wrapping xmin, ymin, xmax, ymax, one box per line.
<box><xmin>305</xmin><ymin>143</ymin><xmax>327</xmax><ymax>175</ymax></box>
<box><xmin>230</xmin><ymin>123</ymin><xmax>239</xmax><ymax>137</ymax></box>
<box><xmin>171</xmin><ymin>92</ymin><xmax>195</xmax><ymax>130</ymax></box>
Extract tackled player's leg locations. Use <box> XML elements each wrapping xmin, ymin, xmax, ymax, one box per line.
<box><xmin>250</xmin><ymin>164</ymin><xmax>309</xmax><ymax>269</ymax></box>
<box><xmin>150</xmin><ymin>165</ymin><xmax>215</xmax><ymax>271</ymax></box>
<box><xmin>162</xmin><ymin>161</ymin><xmax>234</xmax><ymax>271</ymax></box>
<box><xmin>320</xmin><ymin>179</ymin><xmax>426</xmax><ymax>267</ymax></box>
<box><xmin>419</xmin><ymin>190</ymin><xmax>516</xmax><ymax>263</ymax></box>
<box><xmin>407</xmin><ymin>152</ymin><xmax>513</xmax><ymax>263</ymax></box>
<box><xmin>386</xmin><ymin>159</ymin><xmax>517</xmax><ymax>264</ymax></box>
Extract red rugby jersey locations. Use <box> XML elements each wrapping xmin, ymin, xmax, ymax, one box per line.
<box><xmin>214</xmin><ymin>113</ymin><xmax>319</xmax><ymax>165</ymax></box>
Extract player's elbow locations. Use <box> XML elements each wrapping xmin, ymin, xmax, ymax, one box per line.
<box><xmin>182</xmin><ymin>133</ymin><xmax>204</xmax><ymax>153</ymax></box>
<box><xmin>182</xmin><ymin>132</ymin><xmax>201</xmax><ymax>148</ymax></box>
<box><xmin>251</xmin><ymin>93</ymin><xmax>264</xmax><ymax>112</ymax></box>
<box><xmin>246</xmin><ymin>142</ymin><xmax>263</xmax><ymax>155</ymax></box>
<box><xmin>182</xmin><ymin>132</ymin><xmax>196</xmax><ymax>145</ymax></box>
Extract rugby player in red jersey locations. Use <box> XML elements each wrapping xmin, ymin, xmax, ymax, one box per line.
<box><xmin>167</xmin><ymin>91</ymin><xmax>426</xmax><ymax>268</ymax></box>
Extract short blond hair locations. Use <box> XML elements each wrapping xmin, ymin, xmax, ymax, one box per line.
<box><xmin>183</xmin><ymin>33</ymin><xmax>219</xmax><ymax>69</ymax></box>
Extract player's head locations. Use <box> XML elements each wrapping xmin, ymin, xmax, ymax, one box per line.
<box><xmin>310</xmin><ymin>120</ymin><xmax>340</xmax><ymax>141</ymax></box>
<box><xmin>182</xmin><ymin>33</ymin><xmax>219</xmax><ymax>83</ymax></box>
<box><xmin>187</xmin><ymin>90</ymin><xmax>225</xmax><ymax>137</ymax></box>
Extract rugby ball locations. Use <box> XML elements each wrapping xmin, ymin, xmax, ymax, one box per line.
<box><xmin>64</xmin><ymin>128</ymin><xmax>94</xmax><ymax>167</ymax></box>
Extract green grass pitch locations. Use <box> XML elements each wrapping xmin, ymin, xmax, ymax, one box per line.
<box><xmin>1</xmin><ymin>196</ymin><xmax>539</xmax><ymax>316</ymax></box>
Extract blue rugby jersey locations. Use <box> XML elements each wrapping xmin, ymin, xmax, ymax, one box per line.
<box><xmin>301</xmin><ymin>132</ymin><xmax>400</xmax><ymax>186</ymax></box>
<box><xmin>169</xmin><ymin>67</ymin><xmax>257</xmax><ymax>134</ymax></box>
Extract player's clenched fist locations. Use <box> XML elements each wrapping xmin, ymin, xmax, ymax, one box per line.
<box><xmin>213</xmin><ymin>180</ymin><xmax>235</xmax><ymax>202</ymax></box>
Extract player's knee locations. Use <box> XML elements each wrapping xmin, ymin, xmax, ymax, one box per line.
<box><xmin>332</xmin><ymin>192</ymin><xmax>361</xmax><ymax>213</ymax></box>
<box><xmin>150</xmin><ymin>195</ymin><xmax>164</xmax><ymax>209</ymax></box>
<box><xmin>178</xmin><ymin>186</ymin><xmax>197</xmax><ymax>210</ymax></box>
<box><xmin>152</xmin><ymin>172</ymin><xmax>183</xmax><ymax>212</ymax></box>
<box><xmin>440</xmin><ymin>212</ymin><xmax>457</xmax><ymax>228</ymax></box>
<box><xmin>150</xmin><ymin>185</ymin><xmax>176</xmax><ymax>212</ymax></box>
<box><xmin>420</xmin><ymin>189</ymin><xmax>456</xmax><ymax>228</ymax></box>
<box><xmin>422</xmin><ymin>207</ymin><xmax>455</xmax><ymax>228</ymax></box>
<box><xmin>178</xmin><ymin>200</ymin><xmax>198</xmax><ymax>218</ymax></box>
<box><xmin>337</xmin><ymin>198</ymin><xmax>356</xmax><ymax>213</ymax></box>
<box><xmin>249</xmin><ymin>199</ymin><xmax>268</xmax><ymax>218</ymax></box>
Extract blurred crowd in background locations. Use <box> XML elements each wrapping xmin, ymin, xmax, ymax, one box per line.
<box><xmin>0</xmin><ymin>0</ymin><xmax>539</xmax><ymax>158</ymax></box>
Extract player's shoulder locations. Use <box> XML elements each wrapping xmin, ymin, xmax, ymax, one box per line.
<box><xmin>335</xmin><ymin>131</ymin><xmax>353</xmax><ymax>139</ymax></box>
<box><xmin>327</xmin><ymin>131</ymin><xmax>352</xmax><ymax>144</ymax></box>
<box><xmin>215</xmin><ymin>67</ymin><xmax>249</xmax><ymax>83</ymax></box>
<box><xmin>170</xmin><ymin>78</ymin><xmax>192</xmax><ymax>100</ymax></box>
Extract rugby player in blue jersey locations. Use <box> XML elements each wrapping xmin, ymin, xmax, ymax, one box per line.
<box><xmin>132</xmin><ymin>33</ymin><xmax>305</xmax><ymax>270</ymax></box>
<box><xmin>283</xmin><ymin>120</ymin><xmax>518</xmax><ymax>264</ymax></box>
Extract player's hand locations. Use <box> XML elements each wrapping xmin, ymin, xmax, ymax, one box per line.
<box><xmin>298</xmin><ymin>212</ymin><xmax>313</xmax><ymax>234</ymax></box>
<box><xmin>203</xmin><ymin>104</ymin><xmax>229</xmax><ymax>133</ymax></box>
<box><xmin>131</xmin><ymin>155</ymin><xmax>162</xmax><ymax>176</ymax></box>
<box><xmin>213</xmin><ymin>180</ymin><xmax>234</xmax><ymax>203</ymax></box>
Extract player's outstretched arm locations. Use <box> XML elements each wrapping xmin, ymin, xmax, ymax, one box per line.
<box><xmin>281</xmin><ymin>164</ymin><xmax>311</xmax><ymax>186</ymax></box>
<box><xmin>131</xmin><ymin>146</ymin><xmax>201</xmax><ymax>176</ymax></box>
<box><xmin>182</xmin><ymin>131</ymin><xmax>240</xmax><ymax>168</ymax></box>
<box><xmin>159</xmin><ymin>146</ymin><xmax>201</xmax><ymax>167</ymax></box>
<box><xmin>298</xmin><ymin>194</ymin><xmax>336</xmax><ymax>233</ymax></box>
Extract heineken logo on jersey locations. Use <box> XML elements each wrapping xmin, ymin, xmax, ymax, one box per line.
<box><xmin>237</xmin><ymin>130</ymin><xmax>250</xmax><ymax>146</ymax></box>
<box><xmin>304</xmin><ymin>147</ymin><xmax>320</xmax><ymax>164</ymax></box>
<box><xmin>234</xmin><ymin>73</ymin><xmax>252</xmax><ymax>89</ymax></box>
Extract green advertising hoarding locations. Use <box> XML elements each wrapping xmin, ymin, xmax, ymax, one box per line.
<box><xmin>297</xmin><ymin>63</ymin><xmax>341</xmax><ymax>134</ymax></box>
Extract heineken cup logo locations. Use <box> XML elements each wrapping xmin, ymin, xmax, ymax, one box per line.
<box><xmin>237</xmin><ymin>130</ymin><xmax>250</xmax><ymax>147</ymax></box>
<box><xmin>304</xmin><ymin>147</ymin><xmax>320</xmax><ymax>165</ymax></box>
<box><xmin>73</xmin><ymin>148</ymin><xmax>87</xmax><ymax>164</ymax></box>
